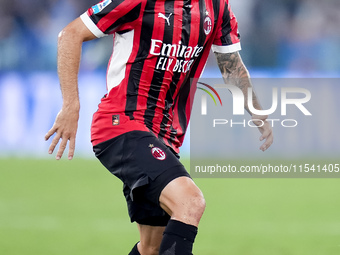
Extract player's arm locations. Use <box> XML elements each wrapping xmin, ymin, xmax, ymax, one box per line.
<box><xmin>45</xmin><ymin>18</ymin><xmax>97</xmax><ymax>160</ymax></box>
<box><xmin>214</xmin><ymin>51</ymin><xmax>273</xmax><ymax>151</ymax></box>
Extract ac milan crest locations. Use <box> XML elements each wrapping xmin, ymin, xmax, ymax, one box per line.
<box><xmin>203</xmin><ymin>16</ymin><xmax>212</xmax><ymax>35</ymax></box>
<box><xmin>151</xmin><ymin>147</ymin><xmax>166</xmax><ymax>160</ymax></box>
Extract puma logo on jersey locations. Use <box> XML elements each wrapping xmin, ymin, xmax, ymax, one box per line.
<box><xmin>158</xmin><ymin>13</ymin><xmax>172</xmax><ymax>26</ymax></box>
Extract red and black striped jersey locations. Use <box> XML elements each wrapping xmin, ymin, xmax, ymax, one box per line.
<box><xmin>81</xmin><ymin>0</ymin><xmax>241</xmax><ymax>153</ymax></box>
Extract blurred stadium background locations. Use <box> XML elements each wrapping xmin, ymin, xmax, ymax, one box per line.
<box><xmin>1</xmin><ymin>0</ymin><xmax>340</xmax><ymax>254</ymax></box>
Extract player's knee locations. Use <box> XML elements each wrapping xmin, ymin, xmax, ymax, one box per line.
<box><xmin>188</xmin><ymin>191</ymin><xmax>206</xmax><ymax>218</ymax></box>
<box><xmin>172</xmin><ymin>191</ymin><xmax>206</xmax><ymax>224</ymax></box>
<box><xmin>160</xmin><ymin>177</ymin><xmax>206</xmax><ymax>224</ymax></box>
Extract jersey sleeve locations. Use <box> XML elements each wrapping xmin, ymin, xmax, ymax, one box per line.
<box><xmin>212</xmin><ymin>1</ymin><xmax>241</xmax><ymax>53</ymax></box>
<box><xmin>80</xmin><ymin>0</ymin><xmax>142</xmax><ymax>38</ymax></box>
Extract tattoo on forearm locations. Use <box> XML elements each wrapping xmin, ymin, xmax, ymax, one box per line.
<box><xmin>215</xmin><ymin>51</ymin><xmax>262</xmax><ymax>113</ymax></box>
<box><xmin>215</xmin><ymin>52</ymin><xmax>248</xmax><ymax>83</ymax></box>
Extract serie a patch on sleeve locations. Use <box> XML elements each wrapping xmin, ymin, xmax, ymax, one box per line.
<box><xmin>92</xmin><ymin>0</ymin><xmax>112</xmax><ymax>14</ymax></box>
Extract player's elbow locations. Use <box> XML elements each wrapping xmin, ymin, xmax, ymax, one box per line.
<box><xmin>58</xmin><ymin>18</ymin><xmax>95</xmax><ymax>43</ymax></box>
<box><xmin>58</xmin><ymin>24</ymin><xmax>80</xmax><ymax>45</ymax></box>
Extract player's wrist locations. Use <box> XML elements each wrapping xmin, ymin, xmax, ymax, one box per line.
<box><xmin>251</xmin><ymin>114</ymin><xmax>268</xmax><ymax>127</ymax></box>
<box><xmin>251</xmin><ymin>114</ymin><xmax>268</xmax><ymax>121</ymax></box>
<box><xmin>62</xmin><ymin>100</ymin><xmax>80</xmax><ymax>112</ymax></box>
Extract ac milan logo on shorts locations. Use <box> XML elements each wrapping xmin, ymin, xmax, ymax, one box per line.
<box><xmin>151</xmin><ymin>147</ymin><xmax>166</xmax><ymax>160</ymax></box>
<box><xmin>203</xmin><ymin>16</ymin><xmax>212</xmax><ymax>35</ymax></box>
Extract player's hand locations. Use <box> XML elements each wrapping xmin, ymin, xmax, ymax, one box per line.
<box><xmin>45</xmin><ymin>106</ymin><xmax>79</xmax><ymax>160</ymax></box>
<box><xmin>252</xmin><ymin>115</ymin><xmax>273</xmax><ymax>152</ymax></box>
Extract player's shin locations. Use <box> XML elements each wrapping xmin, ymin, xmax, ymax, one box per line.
<box><xmin>159</xmin><ymin>220</ymin><xmax>198</xmax><ymax>255</ymax></box>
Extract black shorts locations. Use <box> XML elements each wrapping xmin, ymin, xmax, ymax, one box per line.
<box><xmin>93</xmin><ymin>131</ymin><xmax>190</xmax><ymax>226</ymax></box>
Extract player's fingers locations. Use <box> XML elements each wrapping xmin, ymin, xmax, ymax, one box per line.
<box><xmin>260</xmin><ymin>127</ymin><xmax>271</xmax><ymax>141</ymax></box>
<box><xmin>260</xmin><ymin>132</ymin><xmax>273</xmax><ymax>151</ymax></box>
<box><xmin>68</xmin><ymin>137</ymin><xmax>76</xmax><ymax>160</ymax></box>
<box><xmin>259</xmin><ymin>121</ymin><xmax>272</xmax><ymax>140</ymax></box>
<box><xmin>56</xmin><ymin>137</ymin><xmax>68</xmax><ymax>160</ymax></box>
<box><xmin>48</xmin><ymin>133</ymin><xmax>61</xmax><ymax>154</ymax></box>
<box><xmin>45</xmin><ymin>126</ymin><xmax>57</xmax><ymax>141</ymax></box>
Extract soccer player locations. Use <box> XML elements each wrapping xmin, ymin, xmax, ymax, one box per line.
<box><xmin>45</xmin><ymin>0</ymin><xmax>273</xmax><ymax>254</ymax></box>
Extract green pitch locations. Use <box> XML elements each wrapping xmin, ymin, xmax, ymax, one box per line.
<box><xmin>1</xmin><ymin>158</ymin><xmax>339</xmax><ymax>255</ymax></box>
